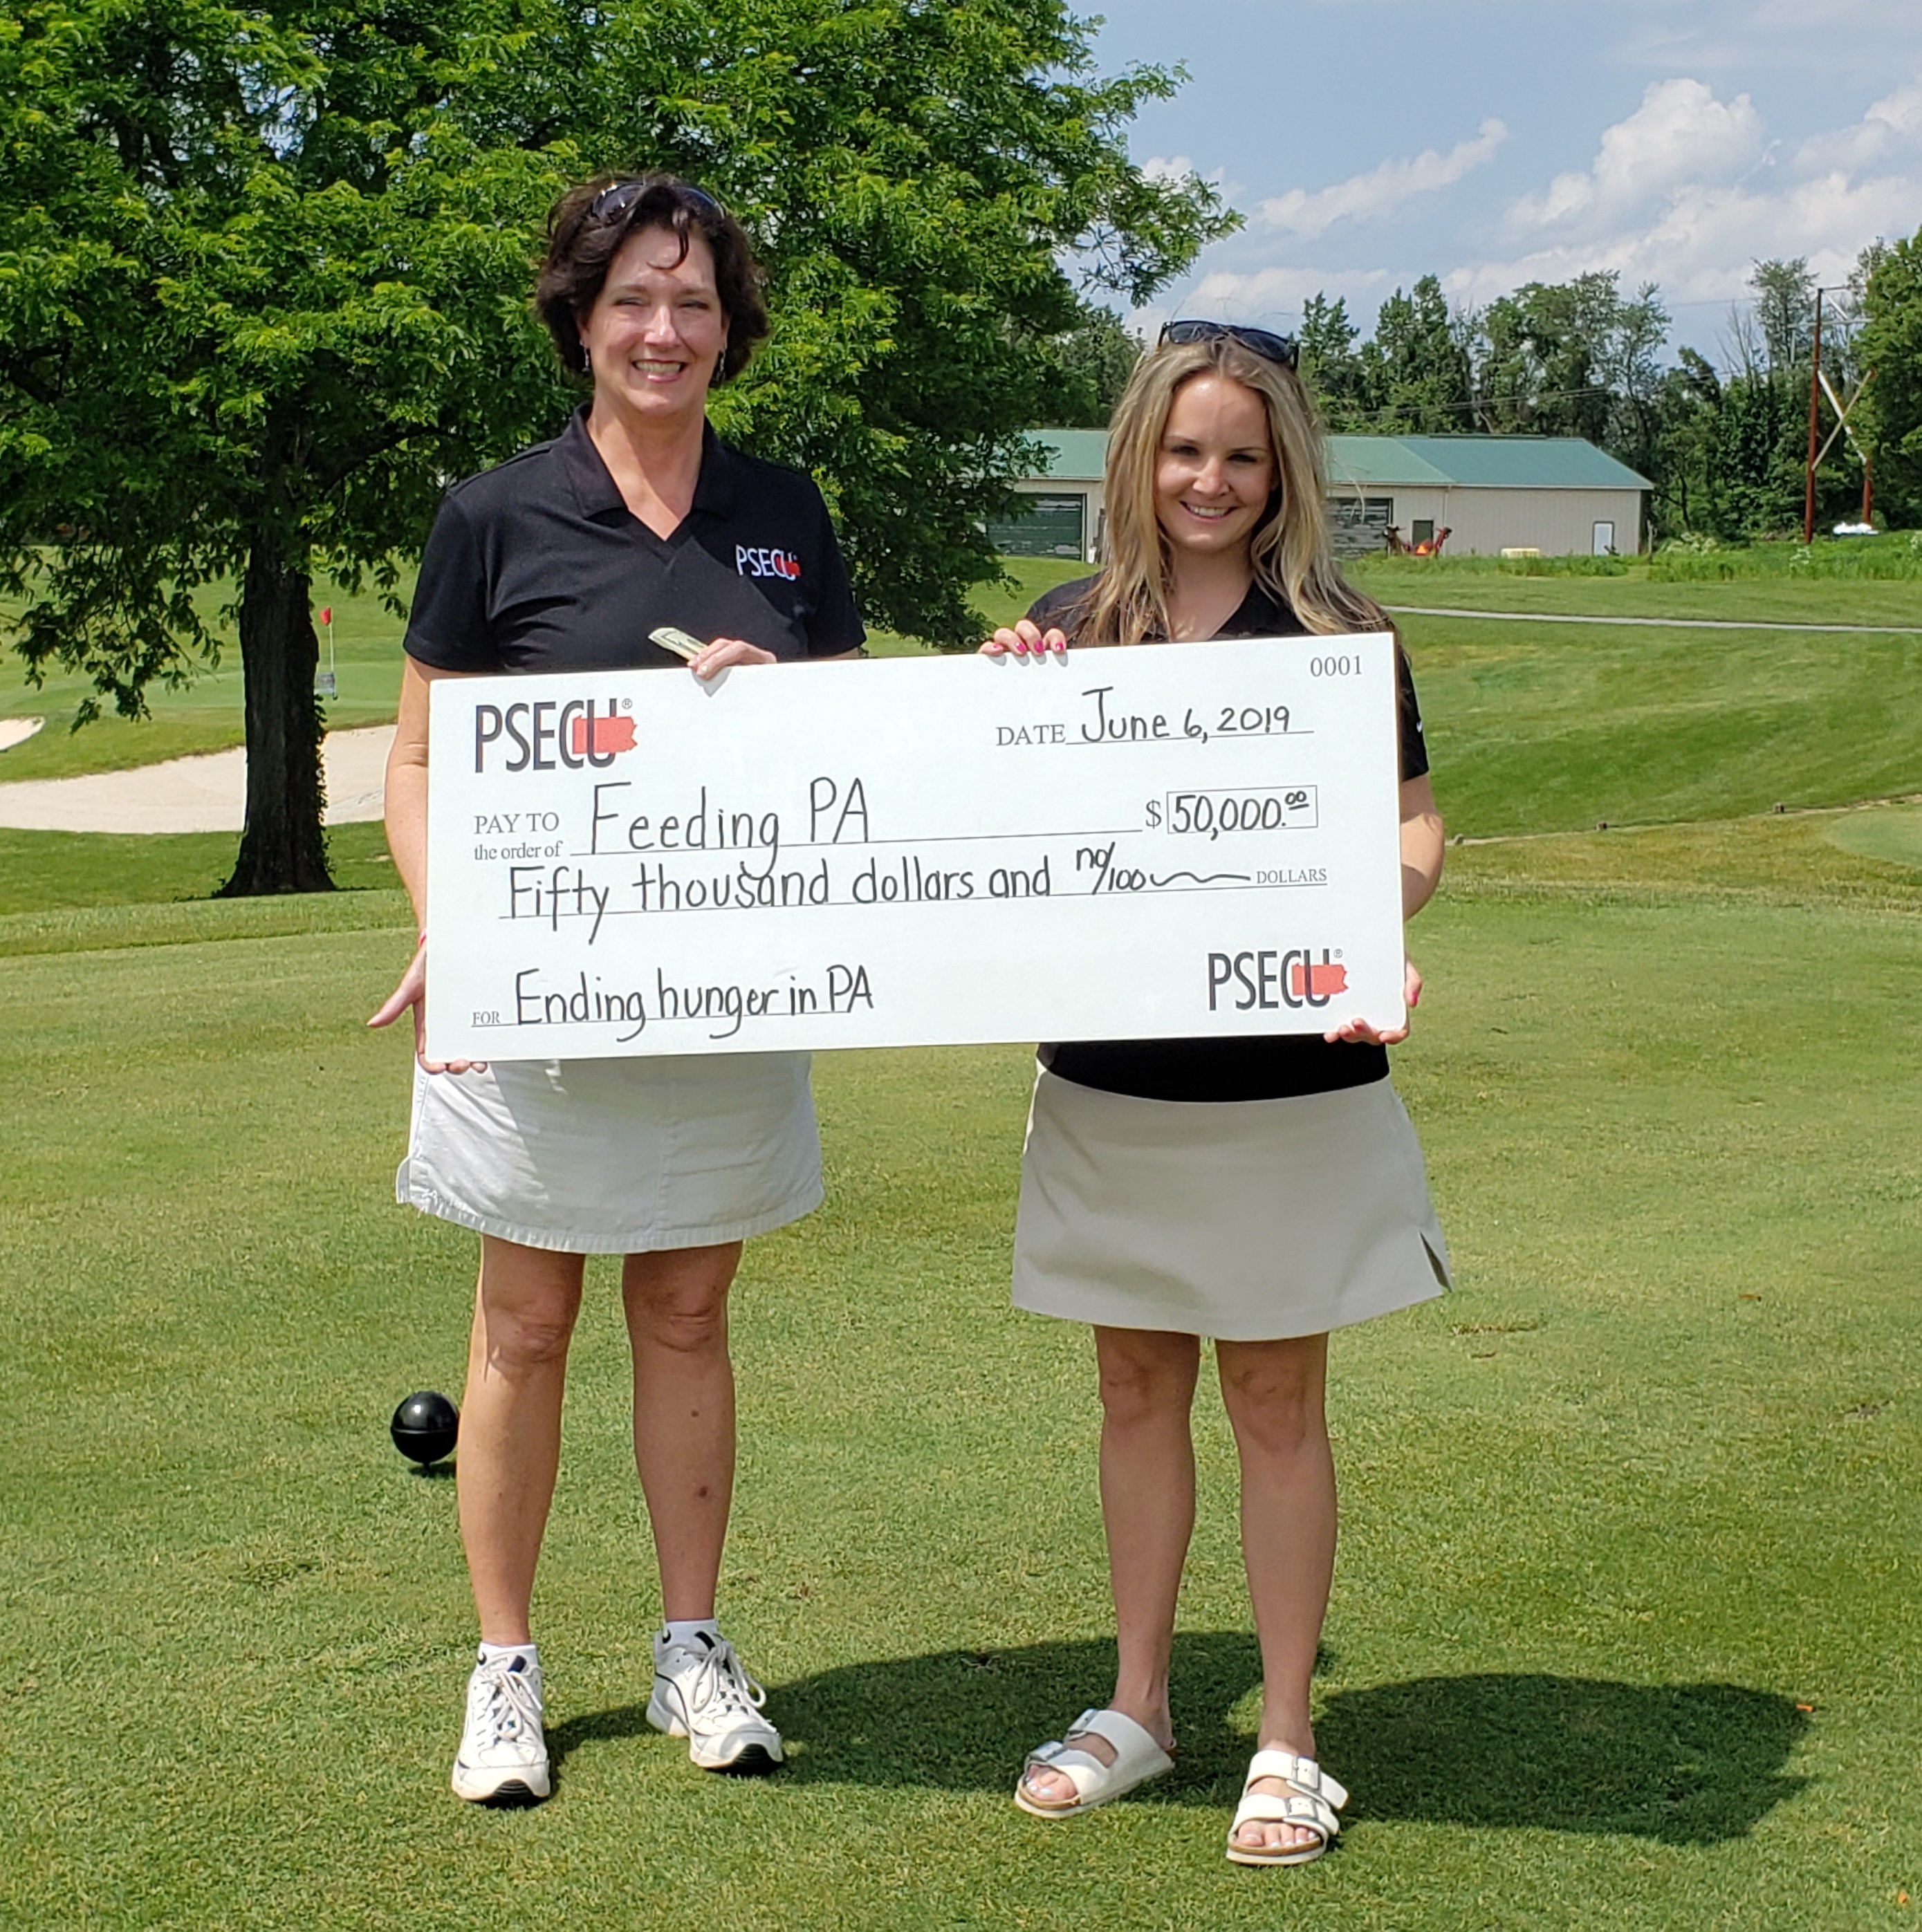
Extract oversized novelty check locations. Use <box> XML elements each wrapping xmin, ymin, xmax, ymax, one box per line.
<box><xmin>424</xmin><ymin>634</ymin><xmax>1407</xmax><ymax>1061</ymax></box>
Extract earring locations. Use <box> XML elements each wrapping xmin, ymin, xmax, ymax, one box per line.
<box><xmin>582</xmin><ymin>346</ymin><xmax>592</xmax><ymax>373</ymax></box>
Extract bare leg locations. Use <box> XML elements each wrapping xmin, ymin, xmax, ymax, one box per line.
<box><xmin>1216</xmin><ymin>1332</ymin><xmax>1337</xmax><ymax>1857</ymax></box>
<box><xmin>1022</xmin><ymin>1325</ymin><xmax>1199</xmax><ymax>1808</ymax></box>
<box><xmin>458</xmin><ymin>1236</ymin><xmax>587</xmax><ymax>1645</ymax></box>
<box><xmin>622</xmin><ymin>1243</ymin><xmax>743</xmax><ymax>1622</ymax></box>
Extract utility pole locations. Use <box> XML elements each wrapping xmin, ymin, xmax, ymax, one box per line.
<box><xmin>1802</xmin><ymin>287</ymin><xmax>1825</xmax><ymax>544</ymax></box>
<box><xmin>1802</xmin><ymin>284</ymin><xmax>1874</xmax><ymax>539</ymax></box>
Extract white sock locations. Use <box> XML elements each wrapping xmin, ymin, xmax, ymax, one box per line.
<box><xmin>477</xmin><ymin>1640</ymin><xmax>539</xmax><ymax>1671</ymax></box>
<box><xmin>662</xmin><ymin>1618</ymin><xmax>719</xmax><ymax>1649</ymax></box>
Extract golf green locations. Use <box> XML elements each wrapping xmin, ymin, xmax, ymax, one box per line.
<box><xmin>1827</xmin><ymin>804</ymin><xmax>1922</xmax><ymax>871</ymax></box>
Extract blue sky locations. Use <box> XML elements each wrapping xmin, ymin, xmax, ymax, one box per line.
<box><xmin>1085</xmin><ymin>0</ymin><xmax>1922</xmax><ymax>357</ymax></box>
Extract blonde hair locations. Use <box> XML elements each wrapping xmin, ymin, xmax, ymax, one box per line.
<box><xmin>1072</xmin><ymin>336</ymin><xmax>1389</xmax><ymax>645</ymax></box>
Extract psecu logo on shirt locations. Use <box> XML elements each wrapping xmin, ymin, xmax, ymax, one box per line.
<box><xmin>737</xmin><ymin>544</ymin><xmax>801</xmax><ymax>581</ymax></box>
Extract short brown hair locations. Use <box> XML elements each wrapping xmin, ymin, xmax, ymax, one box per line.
<box><xmin>535</xmin><ymin>174</ymin><xmax>770</xmax><ymax>382</ymax></box>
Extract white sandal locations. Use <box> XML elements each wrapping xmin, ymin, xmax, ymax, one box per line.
<box><xmin>1014</xmin><ymin>1707</ymin><xmax>1175</xmax><ymax>1819</ymax></box>
<box><xmin>1225</xmin><ymin>1749</ymin><xmax>1348</xmax><ymax>1866</ymax></box>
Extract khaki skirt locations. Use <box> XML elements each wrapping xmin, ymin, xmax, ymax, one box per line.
<box><xmin>396</xmin><ymin>1052</ymin><xmax>822</xmax><ymax>1255</ymax></box>
<box><xmin>1011</xmin><ymin>1068</ymin><xmax>1448</xmax><ymax>1341</ymax></box>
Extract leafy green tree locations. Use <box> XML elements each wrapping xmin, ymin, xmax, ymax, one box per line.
<box><xmin>1297</xmin><ymin>292</ymin><xmax>1367</xmax><ymax>429</ymax></box>
<box><xmin>1478</xmin><ymin>278</ymin><xmax>1613</xmax><ymax>444</ymax></box>
<box><xmin>1713</xmin><ymin>256</ymin><xmax>1872</xmax><ymax>537</ymax></box>
<box><xmin>1474</xmin><ymin>272</ymin><xmax>1669</xmax><ymax>479</ymax></box>
<box><xmin>647</xmin><ymin>1</ymin><xmax>1230</xmax><ymax>641</ymax></box>
<box><xmin>0</xmin><ymin>0</ymin><xmax>1227</xmax><ymax>893</ymax></box>
<box><xmin>1355</xmin><ymin>275</ymin><xmax>1472</xmax><ymax>432</ymax></box>
<box><xmin>1856</xmin><ymin>227</ymin><xmax>1922</xmax><ymax>527</ymax></box>
<box><xmin>1036</xmin><ymin>304</ymin><xmax>1143</xmax><ymax>427</ymax></box>
<box><xmin>1649</xmin><ymin>349</ymin><xmax>1725</xmax><ymax>537</ymax></box>
<box><xmin>1750</xmin><ymin>257</ymin><xmax>1815</xmax><ymax>377</ymax></box>
<box><xmin>0</xmin><ymin>0</ymin><xmax>575</xmax><ymax>892</ymax></box>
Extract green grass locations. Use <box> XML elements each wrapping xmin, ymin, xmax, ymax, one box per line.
<box><xmin>1355</xmin><ymin>531</ymin><xmax>1922</xmax><ymax>588</ymax></box>
<box><xmin>1</xmin><ymin>875</ymin><xmax>1918</xmax><ymax>1929</ymax></box>
<box><xmin>1337</xmin><ymin>555</ymin><xmax>1922</xmax><ymax>839</ymax></box>
<box><xmin>1827</xmin><ymin>803</ymin><xmax>1922</xmax><ymax>870</ymax></box>
<box><xmin>1352</xmin><ymin>553</ymin><xmax>1922</xmax><ymax>629</ymax></box>
<box><xmin>0</xmin><ymin>557</ymin><xmax>1089</xmax><ymax>783</ymax></box>
<box><xmin>0</xmin><ymin>582</ymin><xmax>408</xmax><ymax>781</ymax></box>
<box><xmin>1404</xmin><ymin>614</ymin><xmax>1922</xmax><ymax>837</ymax></box>
<box><xmin>3</xmin><ymin>550</ymin><xmax>1921</xmax><ymax>1928</ymax></box>
<box><xmin>0</xmin><ymin>820</ymin><xmax>399</xmax><ymax>918</ymax></box>
<box><xmin>1648</xmin><ymin>532</ymin><xmax>1922</xmax><ymax>582</ymax></box>
<box><xmin>863</xmin><ymin>555</ymin><xmax>1091</xmax><ymax>656</ymax></box>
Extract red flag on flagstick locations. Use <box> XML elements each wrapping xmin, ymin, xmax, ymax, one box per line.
<box><xmin>319</xmin><ymin>606</ymin><xmax>332</xmax><ymax>624</ymax></box>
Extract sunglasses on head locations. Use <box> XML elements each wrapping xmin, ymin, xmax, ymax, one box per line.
<box><xmin>1159</xmin><ymin>319</ymin><xmax>1300</xmax><ymax>371</ymax></box>
<box><xmin>589</xmin><ymin>178</ymin><xmax>727</xmax><ymax>224</ymax></box>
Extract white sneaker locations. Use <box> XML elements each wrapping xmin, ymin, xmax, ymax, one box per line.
<box><xmin>451</xmin><ymin>1651</ymin><xmax>551</xmax><ymax>1805</ymax></box>
<box><xmin>647</xmin><ymin>1629</ymin><xmax>784</xmax><ymax>1774</ymax></box>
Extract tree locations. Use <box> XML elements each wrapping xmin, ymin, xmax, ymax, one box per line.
<box><xmin>1858</xmin><ymin>225</ymin><xmax>1922</xmax><ymax>527</ymax></box>
<box><xmin>1297</xmin><ymin>292</ymin><xmax>1367</xmax><ymax>429</ymax></box>
<box><xmin>653</xmin><ymin>1</ymin><xmax>1230</xmax><ymax>640</ymax></box>
<box><xmin>1650</xmin><ymin>348</ymin><xmax>1724</xmax><ymax>537</ymax></box>
<box><xmin>1473</xmin><ymin>272</ymin><xmax>1669</xmax><ymax>478</ymax></box>
<box><xmin>1037</xmin><ymin>304</ymin><xmax>1142</xmax><ymax>427</ymax></box>
<box><xmin>1750</xmin><ymin>257</ymin><xmax>1815</xmax><ymax>378</ymax></box>
<box><xmin>1355</xmin><ymin>276</ymin><xmax>1472</xmax><ymax>433</ymax></box>
<box><xmin>0</xmin><ymin>0</ymin><xmax>577</xmax><ymax>892</ymax></box>
<box><xmin>0</xmin><ymin>0</ymin><xmax>1228</xmax><ymax>893</ymax></box>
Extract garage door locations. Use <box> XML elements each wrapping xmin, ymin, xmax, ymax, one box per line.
<box><xmin>1327</xmin><ymin>495</ymin><xmax>1393</xmax><ymax>557</ymax></box>
<box><xmin>989</xmin><ymin>494</ymin><xmax>1087</xmax><ymax>559</ymax></box>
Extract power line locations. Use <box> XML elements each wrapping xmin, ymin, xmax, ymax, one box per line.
<box><xmin>1311</xmin><ymin>382</ymin><xmax>1619</xmax><ymax>427</ymax></box>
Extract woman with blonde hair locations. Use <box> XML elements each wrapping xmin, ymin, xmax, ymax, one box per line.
<box><xmin>982</xmin><ymin>322</ymin><xmax>1449</xmax><ymax>1865</ymax></box>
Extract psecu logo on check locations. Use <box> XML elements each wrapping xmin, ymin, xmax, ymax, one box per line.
<box><xmin>473</xmin><ymin>698</ymin><xmax>638</xmax><ymax>772</ymax></box>
<box><xmin>1207</xmin><ymin>947</ymin><xmax>1349</xmax><ymax>1011</ymax></box>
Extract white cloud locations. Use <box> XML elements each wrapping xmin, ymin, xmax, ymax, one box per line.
<box><xmin>1440</xmin><ymin>75</ymin><xmax>1922</xmax><ymax>311</ymax></box>
<box><xmin>1122</xmin><ymin>65</ymin><xmax>1922</xmax><ymax>346</ymax></box>
<box><xmin>1128</xmin><ymin>266</ymin><xmax>1398</xmax><ymax>346</ymax></box>
<box><xmin>1449</xmin><ymin>163</ymin><xmax>1916</xmax><ymax>311</ymax></box>
<box><xmin>1140</xmin><ymin>154</ymin><xmax>1226</xmax><ymax>187</ymax></box>
<box><xmin>1795</xmin><ymin>79</ymin><xmax>1922</xmax><ymax>172</ymax></box>
<box><xmin>1618</xmin><ymin>0</ymin><xmax>1922</xmax><ymax>77</ymax></box>
<box><xmin>1866</xmin><ymin>78</ymin><xmax>1922</xmax><ymax>138</ymax></box>
<box><xmin>1507</xmin><ymin>80</ymin><xmax>1764</xmax><ymax>233</ymax></box>
<box><xmin>1257</xmin><ymin>120</ymin><xmax>1508</xmax><ymax>239</ymax></box>
<box><xmin>1191</xmin><ymin>265</ymin><xmax>1398</xmax><ymax>313</ymax></box>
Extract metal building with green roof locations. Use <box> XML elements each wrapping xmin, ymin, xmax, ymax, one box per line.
<box><xmin>988</xmin><ymin>430</ymin><xmax>1113</xmax><ymax>562</ymax></box>
<box><xmin>1324</xmin><ymin>434</ymin><xmax>1652</xmax><ymax>556</ymax></box>
<box><xmin>994</xmin><ymin>430</ymin><xmax>1652</xmax><ymax>561</ymax></box>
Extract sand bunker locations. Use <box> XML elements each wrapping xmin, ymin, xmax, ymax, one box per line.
<box><xmin>0</xmin><ymin>724</ymin><xmax>394</xmax><ymax>833</ymax></box>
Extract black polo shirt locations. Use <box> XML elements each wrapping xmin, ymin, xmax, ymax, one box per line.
<box><xmin>405</xmin><ymin>409</ymin><xmax>865</xmax><ymax>674</ymax></box>
<box><xmin>1031</xmin><ymin>575</ymin><xmax>1431</xmax><ymax>1105</ymax></box>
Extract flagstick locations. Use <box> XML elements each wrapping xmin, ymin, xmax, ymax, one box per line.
<box><xmin>316</xmin><ymin>605</ymin><xmax>338</xmax><ymax>696</ymax></box>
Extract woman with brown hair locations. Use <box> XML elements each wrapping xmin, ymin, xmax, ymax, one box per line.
<box><xmin>983</xmin><ymin>322</ymin><xmax>1449</xmax><ymax>1864</ymax></box>
<box><xmin>371</xmin><ymin>173</ymin><xmax>863</xmax><ymax>1805</ymax></box>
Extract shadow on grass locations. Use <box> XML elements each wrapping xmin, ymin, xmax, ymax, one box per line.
<box><xmin>551</xmin><ymin>1635</ymin><xmax>1806</xmax><ymax>1843</ymax></box>
<box><xmin>1317</xmin><ymin>1672</ymin><xmax>1809</xmax><ymax>1845</ymax></box>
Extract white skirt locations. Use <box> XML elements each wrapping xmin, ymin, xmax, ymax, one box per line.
<box><xmin>1011</xmin><ymin>1068</ymin><xmax>1448</xmax><ymax>1341</ymax></box>
<box><xmin>396</xmin><ymin>1052</ymin><xmax>822</xmax><ymax>1254</ymax></box>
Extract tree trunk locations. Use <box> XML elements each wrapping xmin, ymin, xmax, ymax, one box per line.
<box><xmin>219</xmin><ymin>532</ymin><xmax>333</xmax><ymax>895</ymax></box>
